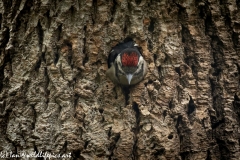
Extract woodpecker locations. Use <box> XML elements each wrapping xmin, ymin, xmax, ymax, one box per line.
<box><xmin>106</xmin><ymin>40</ymin><xmax>147</xmax><ymax>86</ymax></box>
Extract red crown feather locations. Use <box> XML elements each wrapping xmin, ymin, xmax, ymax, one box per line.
<box><xmin>121</xmin><ymin>52</ymin><xmax>139</xmax><ymax>67</ymax></box>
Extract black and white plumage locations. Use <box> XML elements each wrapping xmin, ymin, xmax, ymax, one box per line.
<box><xmin>106</xmin><ymin>40</ymin><xmax>148</xmax><ymax>86</ymax></box>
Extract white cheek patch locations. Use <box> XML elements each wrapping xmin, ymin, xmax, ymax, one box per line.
<box><xmin>116</xmin><ymin>55</ymin><xmax>123</xmax><ymax>68</ymax></box>
<box><xmin>138</xmin><ymin>56</ymin><xmax>143</xmax><ymax>66</ymax></box>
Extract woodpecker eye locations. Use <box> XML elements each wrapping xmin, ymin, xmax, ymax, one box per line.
<box><xmin>121</xmin><ymin>52</ymin><xmax>139</xmax><ymax>67</ymax></box>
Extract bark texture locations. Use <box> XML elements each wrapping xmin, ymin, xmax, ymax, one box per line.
<box><xmin>0</xmin><ymin>0</ymin><xmax>240</xmax><ymax>159</ymax></box>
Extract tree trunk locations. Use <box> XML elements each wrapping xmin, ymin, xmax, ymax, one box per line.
<box><xmin>0</xmin><ymin>0</ymin><xmax>240</xmax><ymax>159</ymax></box>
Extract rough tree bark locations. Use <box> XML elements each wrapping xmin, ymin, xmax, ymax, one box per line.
<box><xmin>0</xmin><ymin>0</ymin><xmax>240</xmax><ymax>160</ymax></box>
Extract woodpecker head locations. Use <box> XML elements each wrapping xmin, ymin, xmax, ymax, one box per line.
<box><xmin>106</xmin><ymin>40</ymin><xmax>147</xmax><ymax>86</ymax></box>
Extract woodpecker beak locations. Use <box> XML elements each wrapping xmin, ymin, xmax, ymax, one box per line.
<box><xmin>126</xmin><ymin>74</ymin><xmax>133</xmax><ymax>85</ymax></box>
